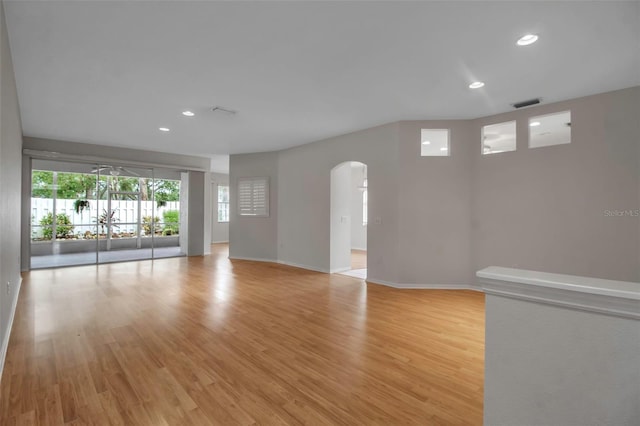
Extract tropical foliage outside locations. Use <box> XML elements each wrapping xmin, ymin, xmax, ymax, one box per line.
<box><xmin>32</xmin><ymin>171</ymin><xmax>181</xmax><ymax>241</ymax></box>
<box><xmin>32</xmin><ymin>171</ymin><xmax>180</xmax><ymax>203</ymax></box>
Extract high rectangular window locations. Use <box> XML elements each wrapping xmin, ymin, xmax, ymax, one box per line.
<box><xmin>421</xmin><ymin>129</ymin><xmax>450</xmax><ymax>156</ymax></box>
<box><xmin>529</xmin><ymin>111</ymin><xmax>571</xmax><ymax>148</ymax></box>
<box><xmin>482</xmin><ymin>121</ymin><xmax>517</xmax><ymax>155</ymax></box>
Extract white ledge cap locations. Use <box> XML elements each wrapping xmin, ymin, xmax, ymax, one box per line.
<box><xmin>477</xmin><ymin>266</ymin><xmax>640</xmax><ymax>301</ymax></box>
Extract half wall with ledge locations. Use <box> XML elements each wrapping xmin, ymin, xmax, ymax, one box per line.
<box><xmin>478</xmin><ymin>266</ymin><xmax>639</xmax><ymax>426</ymax></box>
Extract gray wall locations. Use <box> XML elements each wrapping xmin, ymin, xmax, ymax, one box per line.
<box><xmin>0</xmin><ymin>0</ymin><xmax>23</xmax><ymax>374</ymax></box>
<box><xmin>398</xmin><ymin>120</ymin><xmax>473</xmax><ymax>286</ymax></box>
<box><xmin>485</xmin><ymin>294</ymin><xmax>640</xmax><ymax>425</ymax></box>
<box><xmin>276</xmin><ymin>123</ymin><xmax>399</xmax><ymax>279</ymax></box>
<box><xmin>229</xmin><ymin>87</ymin><xmax>639</xmax><ymax>286</ymax></box>
<box><xmin>23</xmin><ymin>137</ymin><xmax>210</xmax><ymax>171</ymax></box>
<box><xmin>186</xmin><ymin>171</ymin><xmax>205</xmax><ymax>256</ymax></box>
<box><xmin>471</xmin><ymin>88</ymin><xmax>640</xmax><ymax>282</ymax></box>
<box><xmin>211</xmin><ymin>172</ymin><xmax>229</xmax><ymax>243</ymax></box>
<box><xmin>229</xmin><ymin>152</ymin><xmax>279</xmax><ymax>261</ymax></box>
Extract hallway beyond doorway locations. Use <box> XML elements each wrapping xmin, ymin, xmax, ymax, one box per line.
<box><xmin>338</xmin><ymin>249</ymin><xmax>367</xmax><ymax>280</ymax></box>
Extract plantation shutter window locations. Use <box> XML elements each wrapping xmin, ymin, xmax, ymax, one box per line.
<box><xmin>237</xmin><ymin>177</ymin><xmax>269</xmax><ymax>217</ymax></box>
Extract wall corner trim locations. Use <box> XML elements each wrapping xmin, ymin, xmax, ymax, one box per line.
<box><xmin>228</xmin><ymin>256</ymin><xmax>277</xmax><ymax>263</ymax></box>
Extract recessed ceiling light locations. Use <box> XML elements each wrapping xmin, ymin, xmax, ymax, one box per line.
<box><xmin>529</xmin><ymin>121</ymin><xmax>541</xmax><ymax>127</ymax></box>
<box><xmin>422</xmin><ymin>141</ymin><xmax>431</xmax><ymax>145</ymax></box>
<box><xmin>440</xmin><ymin>147</ymin><xmax>448</xmax><ymax>151</ymax></box>
<box><xmin>182</xmin><ymin>111</ymin><xmax>195</xmax><ymax>117</ymax></box>
<box><xmin>159</xmin><ymin>127</ymin><xmax>170</xmax><ymax>132</ymax></box>
<box><xmin>469</xmin><ymin>81</ymin><xmax>485</xmax><ymax>89</ymax></box>
<box><xmin>517</xmin><ymin>34</ymin><xmax>538</xmax><ymax>46</ymax></box>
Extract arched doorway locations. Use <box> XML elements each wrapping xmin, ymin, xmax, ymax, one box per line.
<box><xmin>330</xmin><ymin>161</ymin><xmax>367</xmax><ymax>279</ymax></box>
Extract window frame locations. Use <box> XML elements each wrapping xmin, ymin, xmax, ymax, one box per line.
<box><xmin>237</xmin><ymin>177</ymin><xmax>269</xmax><ymax>217</ymax></box>
<box><xmin>481</xmin><ymin>120</ymin><xmax>517</xmax><ymax>155</ymax></box>
<box><xmin>528</xmin><ymin>110</ymin><xmax>572</xmax><ymax>149</ymax></box>
<box><xmin>420</xmin><ymin>129</ymin><xmax>450</xmax><ymax>157</ymax></box>
<box><xmin>217</xmin><ymin>184</ymin><xmax>229</xmax><ymax>223</ymax></box>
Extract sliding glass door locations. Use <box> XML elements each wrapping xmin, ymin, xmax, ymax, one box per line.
<box><xmin>30</xmin><ymin>165</ymin><xmax>99</xmax><ymax>268</ymax></box>
<box><xmin>97</xmin><ymin>166</ymin><xmax>154</xmax><ymax>263</ymax></box>
<box><xmin>30</xmin><ymin>159</ymin><xmax>184</xmax><ymax>269</ymax></box>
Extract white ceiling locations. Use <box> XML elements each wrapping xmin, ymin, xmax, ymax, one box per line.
<box><xmin>5</xmin><ymin>1</ymin><xmax>640</xmax><ymax>173</ymax></box>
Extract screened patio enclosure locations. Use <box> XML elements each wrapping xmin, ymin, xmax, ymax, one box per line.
<box><xmin>30</xmin><ymin>159</ymin><xmax>185</xmax><ymax>269</ymax></box>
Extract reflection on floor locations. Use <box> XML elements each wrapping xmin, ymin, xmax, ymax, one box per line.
<box><xmin>338</xmin><ymin>249</ymin><xmax>367</xmax><ymax>280</ymax></box>
<box><xmin>30</xmin><ymin>246</ymin><xmax>184</xmax><ymax>269</ymax></box>
<box><xmin>339</xmin><ymin>268</ymin><xmax>367</xmax><ymax>279</ymax></box>
<box><xmin>2</xmin><ymin>242</ymin><xmax>485</xmax><ymax>424</ymax></box>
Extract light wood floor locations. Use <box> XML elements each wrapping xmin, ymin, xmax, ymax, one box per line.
<box><xmin>350</xmin><ymin>250</ymin><xmax>367</xmax><ymax>270</ymax></box>
<box><xmin>1</xmin><ymin>244</ymin><xmax>485</xmax><ymax>425</ymax></box>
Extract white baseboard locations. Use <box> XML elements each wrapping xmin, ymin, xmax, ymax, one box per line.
<box><xmin>226</xmin><ymin>256</ymin><xmax>477</xmax><ymax>291</ymax></box>
<box><xmin>0</xmin><ymin>276</ymin><xmax>22</xmax><ymax>383</ymax></box>
<box><xmin>329</xmin><ymin>267</ymin><xmax>351</xmax><ymax>273</ymax></box>
<box><xmin>351</xmin><ymin>246</ymin><xmax>367</xmax><ymax>251</ymax></box>
<box><xmin>278</xmin><ymin>260</ymin><xmax>329</xmax><ymax>274</ymax></box>
<box><xmin>228</xmin><ymin>256</ymin><xmax>277</xmax><ymax>263</ymax></box>
<box><xmin>228</xmin><ymin>256</ymin><xmax>331</xmax><ymax>274</ymax></box>
<box><xmin>211</xmin><ymin>240</ymin><xmax>229</xmax><ymax>244</ymax></box>
<box><xmin>366</xmin><ymin>278</ymin><xmax>473</xmax><ymax>290</ymax></box>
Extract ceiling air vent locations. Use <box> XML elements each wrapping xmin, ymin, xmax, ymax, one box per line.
<box><xmin>512</xmin><ymin>98</ymin><xmax>541</xmax><ymax>109</ymax></box>
<box><xmin>211</xmin><ymin>106</ymin><xmax>237</xmax><ymax>114</ymax></box>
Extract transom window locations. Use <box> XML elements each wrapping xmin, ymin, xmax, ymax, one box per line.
<box><xmin>421</xmin><ymin>129</ymin><xmax>450</xmax><ymax>156</ymax></box>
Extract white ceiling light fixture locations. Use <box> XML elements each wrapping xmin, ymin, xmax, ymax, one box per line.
<box><xmin>469</xmin><ymin>81</ymin><xmax>485</xmax><ymax>89</ymax></box>
<box><xmin>159</xmin><ymin>127</ymin><xmax>170</xmax><ymax>132</ymax></box>
<box><xmin>182</xmin><ymin>111</ymin><xmax>195</xmax><ymax>117</ymax></box>
<box><xmin>530</xmin><ymin>121</ymin><xmax>541</xmax><ymax>127</ymax></box>
<box><xmin>517</xmin><ymin>34</ymin><xmax>539</xmax><ymax>46</ymax></box>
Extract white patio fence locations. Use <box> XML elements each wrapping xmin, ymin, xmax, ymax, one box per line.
<box><xmin>31</xmin><ymin>198</ymin><xmax>179</xmax><ymax>238</ymax></box>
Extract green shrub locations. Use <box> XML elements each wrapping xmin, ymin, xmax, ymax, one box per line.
<box><xmin>97</xmin><ymin>209</ymin><xmax>119</xmax><ymax>235</ymax></box>
<box><xmin>40</xmin><ymin>212</ymin><xmax>74</xmax><ymax>240</ymax></box>
<box><xmin>162</xmin><ymin>210</ymin><xmax>179</xmax><ymax>235</ymax></box>
<box><xmin>142</xmin><ymin>216</ymin><xmax>161</xmax><ymax>235</ymax></box>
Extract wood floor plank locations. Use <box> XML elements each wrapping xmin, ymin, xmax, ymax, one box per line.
<box><xmin>1</xmin><ymin>243</ymin><xmax>485</xmax><ymax>425</ymax></box>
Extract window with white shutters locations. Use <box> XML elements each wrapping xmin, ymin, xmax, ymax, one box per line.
<box><xmin>237</xmin><ymin>177</ymin><xmax>269</xmax><ymax>217</ymax></box>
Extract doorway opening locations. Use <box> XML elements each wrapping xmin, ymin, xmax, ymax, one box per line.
<box><xmin>330</xmin><ymin>161</ymin><xmax>367</xmax><ymax>280</ymax></box>
<box><xmin>29</xmin><ymin>159</ymin><xmax>185</xmax><ymax>269</ymax></box>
